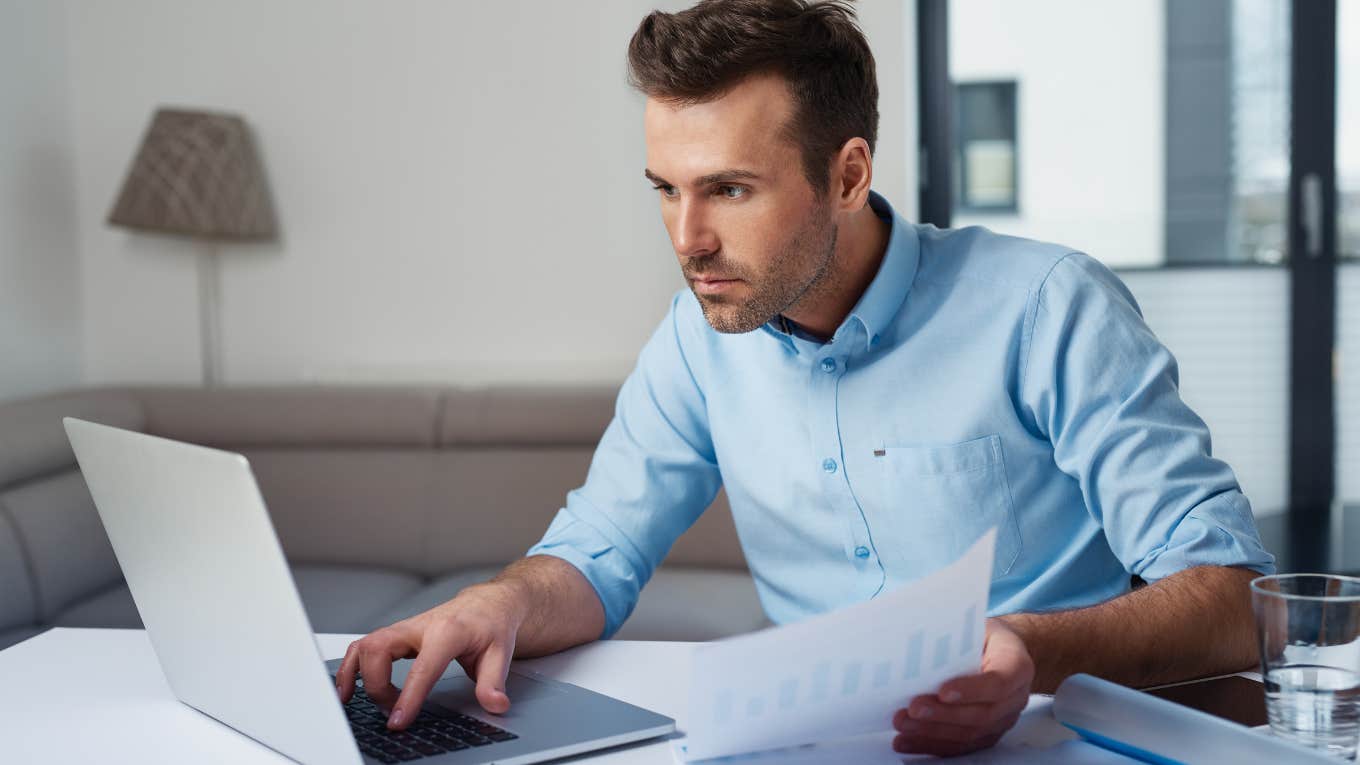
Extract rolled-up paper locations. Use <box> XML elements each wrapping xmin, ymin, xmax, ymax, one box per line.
<box><xmin>1053</xmin><ymin>673</ymin><xmax>1335</xmax><ymax>764</ymax></box>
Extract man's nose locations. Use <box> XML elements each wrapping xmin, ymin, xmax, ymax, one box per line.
<box><xmin>673</xmin><ymin>199</ymin><xmax>718</xmax><ymax>257</ymax></box>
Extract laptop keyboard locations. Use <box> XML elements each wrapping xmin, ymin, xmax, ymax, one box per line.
<box><xmin>343</xmin><ymin>684</ymin><xmax>518</xmax><ymax>763</ymax></box>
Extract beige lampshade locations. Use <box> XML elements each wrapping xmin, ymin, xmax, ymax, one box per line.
<box><xmin>107</xmin><ymin>107</ymin><xmax>277</xmax><ymax>240</ymax></box>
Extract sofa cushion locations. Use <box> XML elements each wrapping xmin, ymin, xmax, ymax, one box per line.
<box><xmin>1</xmin><ymin>470</ymin><xmax>121</xmax><ymax>621</ymax></box>
<box><xmin>422</xmin><ymin>450</ymin><xmax>597</xmax><ymax>574</ymax></box>
<box><xmin>0</xmin><ymin>391</ymin><xmax>142</xmax><ymax>490</ymax></box>
<box><xmin>242</xmin><ymin>449</ymin><xmax>443</xmax><ymax>575</ymax></box>
<box><xmin>439</xmin><ymin>387</ymin><xmax>616</xmax><ymax>447</ymax></box>
<box><xmin>0</xmin><ymin>624</ymin><xmax>48</xmax><ymax>651</ymax></box>
<box><xmin>0</xmin><ymin>507</ymin><xmax>37</xmax><ymax>633</ymax></box>
<box><xmin>52</xmin><ymin>564</ymin><xmax>428</xmax><ymax>635</ymax></box>
<box><xmin>132</xmin><ymin>387</ymin><xmax>443</xmax><ymax>448</ymax></box>
<box><xmin>365</xmin><ymin>566</ymin><xmax>505</xmax><ymax>628</ymax></box>
<box><xmin>245</xmin><ymin>448</ymin><xmax>651</xmax><ymax>578</ymax></box>
<box><xmin>289</xmin><ymin>565</ymin><xmax>427</xmax><ymax>633</ymax></box>
<box><xmin>49</xmin><ymin>580</ymin><xmax>143</xmax><ymax>629</ymax></box>
<box><xmin>613</xmin><ymin>568</ymin><xmax>770</xmax><ymax>641</ymax></box>
<box><xmin>366</xmin><ymin>566</ymin><xmax>768</xmax><ymax>642</ymax></box>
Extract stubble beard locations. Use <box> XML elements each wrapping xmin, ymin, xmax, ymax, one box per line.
<box><xmin>687</xmin><ymin>202</ymin><xmax>840</xmax><ymax>334</ymax></box>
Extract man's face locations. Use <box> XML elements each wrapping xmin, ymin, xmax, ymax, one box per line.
<box><xmin>643</xmin><ymin>73</ymin><xmax>839</xmax><ymax>334</ymax></box>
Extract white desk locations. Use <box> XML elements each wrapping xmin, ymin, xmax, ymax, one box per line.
<box><xmin>0</xmin><ymin>628</ymin><xmax>1114</xmax><ymax>764</ymax></box>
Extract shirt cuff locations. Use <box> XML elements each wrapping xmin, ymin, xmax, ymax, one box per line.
<box><xmin>1132</xmin><ymin>490</ymin><xmax>1278</xmax><ymax>581</ymax></box>
<box><xmin>525</xmin><ymin>508</ymin><xmax>645</xmax><ymax>640</ymax></box>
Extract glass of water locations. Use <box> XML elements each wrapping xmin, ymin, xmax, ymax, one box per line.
<box><xmin>1252</xmin><ymin>574</ymin><xmax>1360</xmax><ymax>759</ymax></box>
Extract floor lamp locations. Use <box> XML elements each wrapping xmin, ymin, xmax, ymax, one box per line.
<box><xmin>107</xmin><ymin>107</ymin><xmax>277</xmax><ymax>386</ymax></box>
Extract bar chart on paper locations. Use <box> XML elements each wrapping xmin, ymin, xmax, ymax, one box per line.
<box><xmin>709</xmin><ymin>604</ymin><xmax>980</xmax><ymax>727</ymax></box>
<box><xmin>679</xmin><ymin>530</ymin><xmax>996</xmax><ymax>762</ymax></box>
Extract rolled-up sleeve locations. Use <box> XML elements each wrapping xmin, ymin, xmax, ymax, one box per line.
<box><xmin>526</xmin><ymin>291</ymin><xmax>722</xmax><ymax>638</ymax></box>
<box><xmin>1020</xmin><ymin>253</ymin><xmax>1276</xmax><ymax>581</ymax></box>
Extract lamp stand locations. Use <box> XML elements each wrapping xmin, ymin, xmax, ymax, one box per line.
<box><xmin>197</xmin><ymin>240</ymin><xmax>223</xmax><ymax>386</ymax></box>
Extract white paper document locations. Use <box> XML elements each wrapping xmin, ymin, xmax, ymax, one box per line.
<box><xmin>675</xmin><ymin>528</ymin><xmax>996</xmax><ymax>762</ymax></box>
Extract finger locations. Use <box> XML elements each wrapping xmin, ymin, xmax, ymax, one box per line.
<box><xmin>336</xmin><ymin>641</ymin><xmax>361</xmax><ymax>703</ymax></box>
<box><xmin>470</xmin><ymin>638</ymin><xmax>515</xmax><ymax>715</ymax></box>
<box><xmin>892</xmin><ymin>706</ymin><xmax>1023</xmax><ymax>744</ymax></box>
<box><xmin>892</xmin><ymin>730</ymin><xmax>1003</xmax><ymax>757</ymax></box>
<box><xmin>899</xmin><ymin>688</ymin><xmax>1027</xmax><ymax>728</ymax></box>
<box><xmin>358</xmin><ymin>633</ymin><xmax>413</xmax><ymax>712</ymax></box>
<box><xmin>896</xmin><ymin>698</ymin><xmax>993</xmax><ymax>729</ymax></box>
<box><xmin>388</xmin><ymin>640</ymin><xmax>462</xmax><ymax>730</ymax></box>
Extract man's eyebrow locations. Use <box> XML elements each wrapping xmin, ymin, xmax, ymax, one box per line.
<box><xmin>643</xmin><ymin>168</ymin><xmax>761</xmax><ymax>187</ymax></box>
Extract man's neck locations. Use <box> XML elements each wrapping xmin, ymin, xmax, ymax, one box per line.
<box><xmin>782</xmin><ymin>202</ymin><xmax>892</xmax><ymax>341</ymax></box>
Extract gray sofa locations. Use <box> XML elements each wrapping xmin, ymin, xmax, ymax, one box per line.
<box><xmin>0</xmin><ymin>386</ymin><xmax>768</xmax><ymax>652</ymax></box>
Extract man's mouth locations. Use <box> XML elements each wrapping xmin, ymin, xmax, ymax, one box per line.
<box><xmin>690</xmin><ymin>275</ymin><xmax>741</xmax><ymax>295</ymax></box>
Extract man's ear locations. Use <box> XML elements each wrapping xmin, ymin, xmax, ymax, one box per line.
<box><xmin>830</xmin><ymin>137</ymin><xmax>874</xmax><ymax>213</ymax></box>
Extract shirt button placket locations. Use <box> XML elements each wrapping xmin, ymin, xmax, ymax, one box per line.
<box><xmin>807</xmin><ymin>333</ymin><xmax>880</xmax><ymax>579</ymax></box>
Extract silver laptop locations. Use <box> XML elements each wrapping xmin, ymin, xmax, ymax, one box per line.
<box><xmin>64</xmin><ymin>417</ymin><xmax>674</xmax><ymax>765</ymax></box>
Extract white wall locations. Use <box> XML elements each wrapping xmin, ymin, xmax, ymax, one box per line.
<box><xmin>948</xmin><ymin>0</ymin><xmax>1164</xmax><ymax>268</ymax></box>
<box><xmin>0</xmin><ymin>0</ymin><xmax>83</xmax><ymax>401</ymax></box>
<box><xmin>60</xmin><ymin>0</ymin><xmax>914</xmax><ymax>387</ymax></box>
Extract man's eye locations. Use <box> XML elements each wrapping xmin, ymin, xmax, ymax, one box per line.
<box><xmin>651</xmin><ymin>184</ymin><xmax>678</xmax><ymax>198</ymax></box>
<box><xmin>716</xmin><ymin>185</ymin><xmax>746</xmax><ymax>200</ymax></box>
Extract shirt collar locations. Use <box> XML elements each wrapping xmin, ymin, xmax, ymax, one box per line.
<box><xmin>761</xmin><ymin>190</ymin><xmax>920</xmax><ymax>353</ymax></box>
<box><xmin>845</xmin><ymin>190</ymin><xmax>919</xmax><ymax>350</ymax></box>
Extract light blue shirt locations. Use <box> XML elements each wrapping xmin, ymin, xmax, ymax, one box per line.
<box><xmin>528</xmin><ymin>190</ymin><xmax>1276</xmax><ymax>639</ymax></box>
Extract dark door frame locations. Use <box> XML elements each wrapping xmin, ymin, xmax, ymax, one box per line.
<box><xmin>1287</xmin><ymin>0</ymin><xmax>1338</xmax><ymax>570</ymax></box>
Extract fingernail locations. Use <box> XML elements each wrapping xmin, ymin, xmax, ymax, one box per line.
<box><xmin>941</xmin><ymin>690</ymin><xmax>962</xmax><ymax>703</ymax></box>
<box><xmin>389</xmin><ymin>709</ymin><xmax>405</xmax><ymax>727</ymax></box>
<box><xmin>911</xmin><ymin>705</ymin><xmax>932</xmax><ymax>719</ymax></box>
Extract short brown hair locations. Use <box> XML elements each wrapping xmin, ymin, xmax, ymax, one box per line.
<box><xmin>627</xmin><ymin>0</ymin><xmax>879</xmax><ymax>194</ymax></box>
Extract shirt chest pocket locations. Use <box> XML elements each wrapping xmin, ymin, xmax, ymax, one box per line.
<box><xmin>873</xmin><ymin>434</ymin><xmax>1023</xmax><ymax>581</ymax></box>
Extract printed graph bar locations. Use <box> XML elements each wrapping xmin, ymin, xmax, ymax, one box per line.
<box><xmin>872</xmin><ymin>661</ymin><xmax>892</xmax><ymax>689</ymax></box>
<box><xmin>959</xmin><ymin>605</ymin><xmax>977</xmax><ymax>656</ymax></box>
<box><xmin>904</xmin><ymin>630</ymin><xmax>924</xmax><ymax>680</ymax></box>
<box><xmin>746</xmin><ymin>696</ymin><xmax>765</xmax><ymax>717</ymax></box>
<box><xmin>778</xmin><ymin>677</ymin><xmax>799</xmax><ymax>710</ymax></box>
<box><xmin>715</xmin><ymin>689</ymin><xmax>733</xmax><ymax>726</ymax></box>
<box><xmin>841</xmin><ymin>662</ymin><xmax>862</xmax><ymax>695</ymax></box>
<box><xmin>811</xmin><ymin>661</ymin><xmax>831</xmax><ymax>701</ymax></box>
<box><xmin>933</xmin><ymin>634</ymin><xmax>951</xmax><ymax>670</ymax></box>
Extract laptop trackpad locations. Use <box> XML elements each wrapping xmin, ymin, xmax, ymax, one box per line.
<box><xmin>426</xmin><ymin>671</ymin><xmax>560</xmax><ymax>711</ymax></box>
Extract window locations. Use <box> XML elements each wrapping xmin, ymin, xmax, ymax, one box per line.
<box><xmin>953</xmin><ymin>81</ymin><xmax>1018</xmax><ymax>213</ymax></box>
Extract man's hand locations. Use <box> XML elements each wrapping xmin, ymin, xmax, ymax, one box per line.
<box><xmin>891</xmin><ymin>618</ymin><xmax>1034</xmax><ymax>757</ymax></box>
<box><xmin>334</xmin><ymin>580</ymin><xmax>528</xmax><ymax>731</ymax></box>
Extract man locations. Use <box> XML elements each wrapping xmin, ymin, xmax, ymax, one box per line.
<box><xmin>336</xmin><ymin>0</ymin><xmax>1276</xmax><ymax>756</ymax></box>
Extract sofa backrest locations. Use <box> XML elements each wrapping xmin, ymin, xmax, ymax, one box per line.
<box><xmin>0</xmin><ymin>385</ymin><xmax>747</xmax><ymax>636</ymax></box>
<box><xmin>0</xmin><ymin>392</ymin><xmax>143</xmax><ymax>637</ymax></box>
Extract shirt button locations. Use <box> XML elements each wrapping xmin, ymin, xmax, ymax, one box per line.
<box><xmin>822</xmin><ymin>458</ymin><xmax>838</xmax><ymax>474</ymax></box>
<box><xmin>820</xmin><ymin>357</ymin><xmax>837</xmax><ymax>373</ymax></box>
<box><xmin>854</xmin><ymin>546</ymin><xmax>871</xmax><ymax>559</ymax></box>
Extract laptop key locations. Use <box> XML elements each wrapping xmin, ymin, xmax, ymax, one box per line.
<box><xmin>428</xmin><ymin>734</ymin><xmax>469</xmax><ymax>751</ymax></box>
